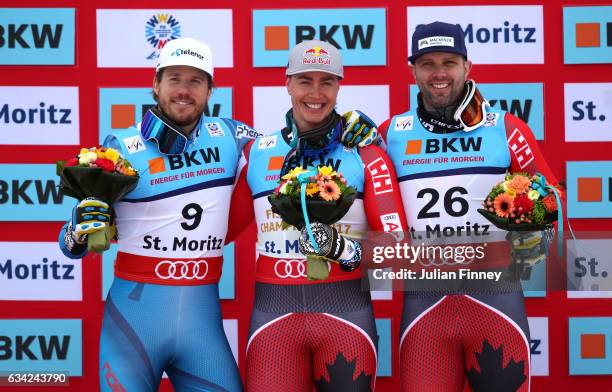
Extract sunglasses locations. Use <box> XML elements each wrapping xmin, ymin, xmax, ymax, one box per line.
<box><xmin>140</xmin><ymin>107</ymin><xmax>190</xmax><ymax>155</ymax></box>
<box><xmin>454</xmin><ymin>79</ymin><xmax>489</xmax><ymax>132</ymax></box>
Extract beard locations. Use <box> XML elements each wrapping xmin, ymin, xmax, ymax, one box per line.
<box><xmin>158</xmin><ymin>100</ymin><xmax>205</xmax><ymax>130</ymax></box>
<box><xmin>419</xmin><ymin>81</ymin><xmax>464</xmax><ymax>110</ymax></box>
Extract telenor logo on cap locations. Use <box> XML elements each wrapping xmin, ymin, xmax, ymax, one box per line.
<box><xmin>302</xmin><ymin>46</ymin><xmax>331</xmax><ymax>65</ymax></box>
<box><xmin>418</xmin><ymin>36</ymin><xmax>455</xmax><ymax>49</ymax></box>
<box><xmin>171</xmin><ymin>48</ymin><xmax>206</xmax><ymax>61</ymax></box>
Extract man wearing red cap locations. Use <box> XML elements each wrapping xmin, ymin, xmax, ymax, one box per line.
<box><xmin>227</xmin><ymin>39</ymin><xmax>407</xmax><ymax>391</ymax></box>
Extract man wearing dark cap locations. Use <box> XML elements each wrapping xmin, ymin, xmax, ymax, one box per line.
<box><xmin>226</xmin><ymin>39</ymin><xmax>407</xmax><ymax>391</ymax></box>
<box><xmin>370</xmin><ymin>21</ymin><xmax>562</xmax><ymax>391</ymax></box>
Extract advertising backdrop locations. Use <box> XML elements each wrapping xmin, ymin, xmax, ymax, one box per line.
<box><xmin>0</xmin><ymin>1</ymin><xmax>610</xmax><ymax>391</ymax></box>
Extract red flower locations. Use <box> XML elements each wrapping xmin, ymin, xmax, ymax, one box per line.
<box><xmin>513</xmin><ymin>193</ymin><xmax>534</xmax><ymax>214</ymax></box>
<box><xmin>542</xmin><ymin>194</ymin><xmax>557</xmax><ymax>212</ymax></box>
<box><xmin>65</xmin><ymin>157</ymin><xmax>79</xmax><ymax>167</ymax></box>
<box><xmin>94</xmin><ymin>158</ymin><xmax>116</xmax><ymax>173</ymax></box>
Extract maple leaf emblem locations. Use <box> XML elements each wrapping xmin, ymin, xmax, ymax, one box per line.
<box><xmin>466</xmin><ymin>339</ymin><xmax>526</xmax><ymax>392</ymax></box>
<box><xmin>315</xmin><ymin>352</ymin><xmax>372</xmax><ymax>391</ymax></box>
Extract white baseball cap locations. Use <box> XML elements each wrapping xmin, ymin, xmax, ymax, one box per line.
<box><xmin>156</xmin><ymin>37</ymin><xmax>214</xmax><ymax>78</ymax></box>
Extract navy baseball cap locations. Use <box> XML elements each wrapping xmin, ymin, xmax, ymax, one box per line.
<box><xmin>408</xmin><ymin>21</ymin><xmax>467</xmax><ymax>63</ymax></box>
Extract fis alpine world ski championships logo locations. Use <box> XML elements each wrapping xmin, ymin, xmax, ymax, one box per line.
<box><xmin>303</xmin><ymin>46</ymin><xmax>331</xmax><ymax>65</ymax></box>
<box><xmin>145</xmin><ymin>13</ymin><xmax>181</xmax><ymax>60</ymax></box>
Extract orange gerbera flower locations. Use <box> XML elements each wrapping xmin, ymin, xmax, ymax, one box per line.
<box><xmin>318</xmin><ymin>180</ymin><xmax>341</xmax><ymax>201</ymax></box>
<box><xmin>493</xmin><ymin>193</ymin><xmax>514</xmax><ymax>218</ymax></box>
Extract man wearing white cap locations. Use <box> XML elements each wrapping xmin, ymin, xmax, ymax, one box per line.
<box><xmin>59</xmin><ymin>37</ymin><xmax>257</xmax><ymax>391</ymax></box>
<box><xmin>226</xmin><ymin>40</ymin><xmax>407</xmax><ymax>391</ymax></box>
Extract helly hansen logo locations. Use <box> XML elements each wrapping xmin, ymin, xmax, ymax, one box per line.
<box><xmin>367</xmin><ymin>157</ymin><xmax>393</xmax><ymax>195</ymax></box>
<box><xmin>507</xmin><ymin>129</ymin><xmax>534</xmax><ymax>169</ymax></box>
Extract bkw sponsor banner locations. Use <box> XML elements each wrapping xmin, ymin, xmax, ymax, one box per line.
<box><xmin>0</xmin><ymin>8</ymin><xmax>74</xmax><ymax>65</ymax></box>
<box><xmin>409</xmin><ymin>83</ymin><xmax>544</xmax><ymax>140</ymax></box>
<box><xmin>253</xmin><ymin>8</ymin><xmax>386</xmax><ymax>67</ymax></box>
<box><xmin>566</xmin><ymin>161</ymin><xmax>612</xmax><ymax>218</ymax></box>
<box><xmin>0</xmin><ymin>164</ymin><xmax>72</xmax><ymax>221</ymax></box>
<box><xmin>0</xmin><ymin>319</ymin><xmax>82</xmax><ymax>376</ymax></box>
<box><xmin>563</xmin><ymin>6</ymin><xmax>612</xmax><ymax>64</ymax></box>
<box><xmin>99</xmin><ymin>87</ymin><xmax>232</xmax><ymax>144</ymax></box>
<box><xmin>569</xmin><ymin>317</ymin><xmax>612</xmax><ymax>375</ymax></box>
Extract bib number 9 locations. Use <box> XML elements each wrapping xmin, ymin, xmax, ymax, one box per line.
<box><xmin>181</xmin><ymin>203</ymin><xmax>203</xmax><ymax>230</ymax></box>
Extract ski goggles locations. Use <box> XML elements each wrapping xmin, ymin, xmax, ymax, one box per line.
<box><xmin>140</xmin><ymin>107</ymin><xmax>190</xmax><ymax>155</ymax></box>
<box><xmin>454</xmin><ymin>79</ymin><xmax>489</xmax><ymax>132</ymax></box>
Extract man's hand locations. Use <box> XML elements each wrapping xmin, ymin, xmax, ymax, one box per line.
<box><xmin>341</xmin><ymin>110</ymin><xmax>379</xmax><ymax>148</ymax></box>
<box><xmin>299</xmin><ymin>222</ymin><xmax>362</xmax><ymax>271</ymax></box>
<box><xmin>71</xmin><ymin>197</ymin><xmax>112</xmax><ymax>244</ymax></box>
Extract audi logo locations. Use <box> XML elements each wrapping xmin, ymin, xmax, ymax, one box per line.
<box><xmin>155</xmin><ymin>260</ymin><xmax>209</xmax><ymax>280</ymax></box>
<box><xmin>273</xmin><ymin>259</ymin><xmax>330</xmax><ymax>279</ymax></box>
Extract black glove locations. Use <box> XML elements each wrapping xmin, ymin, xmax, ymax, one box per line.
<box><xmin>298</xmin><ymin>222</ymin><xmax>362</xmax><ymax>272</ymax></box>
<box><xmin>341</xmin><ymin>110</ymin><xmax>379</xmax><ymax>148</ymax></box>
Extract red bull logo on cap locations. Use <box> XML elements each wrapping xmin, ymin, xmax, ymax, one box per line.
<box><xmin>302</xmin><ymin>46</ymin><xmax>331</xmax><ymax>65</ymax></box>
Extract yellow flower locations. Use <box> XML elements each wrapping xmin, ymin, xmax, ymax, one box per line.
<box><xmin>528</xmin><ymin>189</ymin><xmax>540</xmax><ymax>200</ymax></box>
<box><xmin>318</xmin><ymin>165</ymin><xmax>336</xmax><ymax>177</ymax></box>
<box><xmin>104</xmin><ymin>148</ymin><xmax>120</xmax><ymax>164</ymax></box>
<box><xmin>305</xmin><ymin>183</ymin><xmax>319</xmax><ymax>197</ymax></box>
<box><xmin>506</xmin><ymin>189</ymin><xmax>516</xmax><ymax>198</ymax></box>
<box><xmin>502</xmin><ymin>180</ymin><xmax>511</xmax><ymax>191</ymax></box>
<box><xmin>79</xmin><ymin>148</ymin><xmax>90</xmax><ymax>156</ymax></box>
<box><xmin>281</xmin><ymin>166</ymin><xmax>308</xmax><ymax>180</ymax></box>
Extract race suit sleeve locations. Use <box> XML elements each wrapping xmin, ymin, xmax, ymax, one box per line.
<box><xmin>376</xmin><ymin>118</ymin><xmax>392</xmax><ymax>150</ymax></box>
<box><xmin>504</xmin><ymin>112</ymin><xmax>565</xmax><ymax>202</ymax></box>
<box><xmin>58</xmin><ymin>137</ymin><xmax>122</xmax><ymax>259</ymax></box>
<box><xmin>504</xmin><ymin>112</ymin><xmax>566</xmax><ymax>232</ymax></box>
<box><xmin>359</xmin><ymin>144</ymin><xmax>408</xmax><ymax>232</ymax></box>
<box><xmin>221</xmin><ymin>118</ymin><xmax>261</xmax><ymax>155</ymax></box>
<box><xmin>504</xmin><ymin>113</ymin><xmax>560</xmax><ymax>187</ymax></box>
<box><xmin>226</xmin><ymin>140</ymin><xmax>256</xmax><ymax>244</ymax></box>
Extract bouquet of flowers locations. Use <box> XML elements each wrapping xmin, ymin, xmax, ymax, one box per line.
<box><xmin>268</xmin><ymin>165</ymin><xmax>357</xmax><ymax>280</ymax></box>
<box><xmin>268</xmin><ymin>165</ymin><xmax>357</xmax><ymax>229</ymax></box>
<box><xmin>56</xmin><ymin>147</ymin><xmax>139</xmax><ymax>253</ymax></box>
<box><xmin>478</xmin><ymin>172</ymin><xmax>560</xmax><ymax>231</ymax></box>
